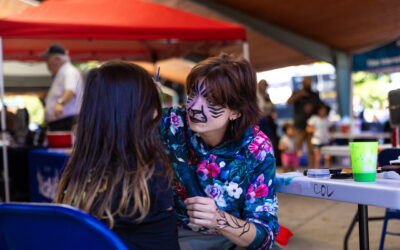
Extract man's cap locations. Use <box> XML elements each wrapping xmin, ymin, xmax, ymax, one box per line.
<box><xmin>40</xmin><ymin>44</ymin><xmax>67</xmax><ymax>58</ymax></box>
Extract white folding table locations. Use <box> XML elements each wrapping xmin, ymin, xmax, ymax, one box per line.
<box><xmin>276</xmin><ymin>172</ymin><xmax>400</xmax><ymax>249</ymax></box>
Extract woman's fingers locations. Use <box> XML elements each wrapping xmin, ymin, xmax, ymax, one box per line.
<box><xmin>185</xmin><ymin>196</ymin><xmax>213</xmax><ymax>205</ymax></box>
<box><xmin>186</xmin><ymin>202</ymin><xmax>208</xmax><ymax>211</ymax></box>
<box><xmin>153</xmin><ymin>79</ymin><xmax>162</xmax><ymax>94</ymax></box>
<box><xmin>189</xmin><ymin>217</ymin><xmax>213</xmax><ymax>228</ymax></box>
<box><xmin>186</xmin><ymin>203</ymin><xmax>214</xmax><ymax>213</ymax></box>
<box><xmin>187</xmin><ymin>210</ymin><xmax>214</xmax><ymax>220</ymax></box>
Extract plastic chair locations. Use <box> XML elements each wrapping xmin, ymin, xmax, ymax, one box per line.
<box><xmin>0</xmin><ymin>202</ymin><xmax>128</xmax><ymax>250</ymax></box>
<box><xmin>377</xmin><ymin>147</ymin><xmax>400</xmax><ymax>166</ymax></box>
<box><xmin>379</xmin><ymin>208</ymin><xmax>400</xmax><ymax>250</ymax></box>
<box><xmin>378</xmin><ymin>148</ymin><xmax>400</xmax><ymax>250</ymax></box>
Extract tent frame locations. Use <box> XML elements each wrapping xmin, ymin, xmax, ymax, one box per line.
<box><xmin>0</xmin><ymin>37</ymin><xmax>10</xmax><ymax>202</ymax></box>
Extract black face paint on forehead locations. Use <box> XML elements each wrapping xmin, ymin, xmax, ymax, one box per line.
<box><xmin>190</xmin><ymin>81</ymin><xmax>206</xmax><ymax>97</ymax></box>
<box><xmin>199</xmin><ymin>81</ymin><xmax>207</xmax><ymax>97</ymax></box>
<box><xmin>187</xmin><ymin>80</ymin><xmax>206</xmax><ymax>110</ymax></box>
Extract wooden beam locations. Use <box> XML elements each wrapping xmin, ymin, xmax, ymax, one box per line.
<box><xmin>190</xmin><ymin>0</ymin><xmax>338</xmax><ymax>64</ymax></box>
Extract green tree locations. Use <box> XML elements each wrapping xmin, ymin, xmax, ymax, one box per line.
<box><xmin>352</xmin><ymin>72</ymin><xmax>389</xmax><ymax>109</ymax></box>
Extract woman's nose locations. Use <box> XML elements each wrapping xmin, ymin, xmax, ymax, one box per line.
<box><xmin>188</xmin><ymin>97</ymin><xmax>204</xmax><ymax>110</ymax></box>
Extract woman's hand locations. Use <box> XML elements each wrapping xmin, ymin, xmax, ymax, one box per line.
<box><xmin>185</xmin><ymin>196</ymin><xmax>220</xmax><ymax>229</ymax></box>
<box><xmin>153</xmin><ymin>79</ymin><xmax>162</xmax><ymax>94</ymax></box>
<box><xmin>185</xmin><ymin>196</ymin><xmax>256</xmax><ymax>246</ymax></box>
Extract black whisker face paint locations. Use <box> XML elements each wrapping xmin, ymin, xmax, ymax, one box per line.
<box><xmin>208</xmin><ymin>105</ymin><xmax>224</xmax><ymax>118</ymax></box>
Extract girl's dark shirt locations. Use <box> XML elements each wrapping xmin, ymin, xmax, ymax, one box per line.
<box><xmin>107</xmin><ymin>161</ymin><xmax>179</xmax><ymax>250</ymax></box>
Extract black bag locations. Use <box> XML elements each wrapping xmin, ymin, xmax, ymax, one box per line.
<box><xmin>389</xmin><ymin>89</ymin><xmax>400</xmax><ymax>127</ymax></box>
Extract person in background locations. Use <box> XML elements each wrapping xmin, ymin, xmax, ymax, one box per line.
<box><xmin>286</xmin><ymin>76</ymin><xmax>322</xmax><ymax>168</ymax></box>
<box><xmin>160</xmin><ymin>54</ymin><xmax>279</xmax><ymax>249</ymax></box>
<box><xmin>278</xmin><ymin>123</ymin><xmax>299</xmax><ymax>172</ymax></box>
<box><xmin>306</xmin><ymin>104</ymin><xmax>333</xmax><ymax>169</ymax></box>
<box><xmin>257</xmin><ymin>79</ymin><xmax>280</xmax><ymax>166</ymax></box>
<box><xmin>55</xmin><ymin>61</ymin><xmax>179</xmax><ymax>250</ymax></box>
<box><xmin>41</xmin><ymin>44</ymin><xmax>83</xmax><ymax>131</ymax></box>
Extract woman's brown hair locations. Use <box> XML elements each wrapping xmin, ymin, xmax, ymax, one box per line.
<box><xmin>186</xmin><ymin>54</ymin><xmax>261</xmax><ymax>140</ymax></box>
<box><xmin>54</xmin><ymin>61</ymin><xmax>171</xmax><ymax>228</ymax></box>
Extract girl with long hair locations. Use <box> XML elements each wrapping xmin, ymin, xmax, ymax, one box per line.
<box><xmin>160</xmin><ymin>54</ymin><xmax>279</xmax><ymax>249</ymax></box>
<box><xmin>55</xmin><ymin>61</ymin><xmax>178</xmax><ymax>250</ymax></box>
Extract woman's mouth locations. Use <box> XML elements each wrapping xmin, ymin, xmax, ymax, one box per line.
<box><xmin>189</xmin><ymin>115</ymin><xmax>207</xmax><ymax>123</ymax></box>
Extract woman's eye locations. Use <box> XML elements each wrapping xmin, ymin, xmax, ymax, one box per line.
<box><xmin>189</xmin><ymin>91</ymin><xmax>197</xmax><ymax>98</ymax></box>
<box><xmin>207</xmin><ymin>99</ymin><xmax>216</xmax><ymax>106</ymax></box>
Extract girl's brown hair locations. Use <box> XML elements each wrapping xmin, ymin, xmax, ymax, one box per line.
<box><xmin>186</xmin><ymin>54</ymin><xmax>261</xmax><ymax>140</ymax></box>
<box><xmin>54</xmin><ymin>61</ymin><xmax>171</xmax><ymax>228</ymax></box>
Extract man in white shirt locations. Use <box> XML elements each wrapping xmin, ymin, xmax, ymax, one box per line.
<box><xmin>41</xmin><ymin>44</ymin><xmax>83</xmax><ymax>131</ymax></box>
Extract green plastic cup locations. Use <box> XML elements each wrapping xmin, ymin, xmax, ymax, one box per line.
<box><xmin>349</xmin><ymin>142</ymin><xmax>378</xmax><ymax>182</ymax></box>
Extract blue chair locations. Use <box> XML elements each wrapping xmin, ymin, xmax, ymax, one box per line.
<box><xmin>0</xmin><ymin>202</ymin><xmax>128</xmax><ymax>250</ymax></box>
<box><xmin>380</xmin><ymin>209</ymin><xmax>400</xmax><ymax>250</ymax></box>
<box><xmin>378</xmin><ymin>148</ymin><xmax>400</xmax><ymax>250</ymax></box>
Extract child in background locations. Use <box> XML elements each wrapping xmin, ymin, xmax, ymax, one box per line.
<box><xmin>306</xmin><ymin>103</ymin><xmax>332</xmax><ymax>169</ymax></box>
<box><xmin>279</xmin><ymin>123</ymin><xmax>299</xmax><ymax>172</ymax></box>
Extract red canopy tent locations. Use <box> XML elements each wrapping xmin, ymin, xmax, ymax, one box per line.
<box><xmin>0</xmin><ymin>0</ymin><xmax>247</xmax><ymax>201</ymax></box>
<box><xmin>0</xmin><ymin>0</ymin><xmax>246</xmax><ymax>61</ymax></box>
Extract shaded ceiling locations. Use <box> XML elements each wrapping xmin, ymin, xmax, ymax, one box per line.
<box><xmin>149</xmin><ymin>0</ymin><xmax>400</xmax><ymax>71</ymax></box>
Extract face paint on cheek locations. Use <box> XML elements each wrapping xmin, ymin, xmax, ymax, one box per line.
<box><xmin>187</xmin><ymin>96</ymin><xmax>195</xmax><ymax>109</ymax></box>
<box><xmin>187</xmin><ymin>82</ymin><xmax>203</xmax><ymax>108</ymax></box>
<box><xmin>208</xmin><ymin>105</ymin><xmax>225</xmax><ymax>118</ymax></box>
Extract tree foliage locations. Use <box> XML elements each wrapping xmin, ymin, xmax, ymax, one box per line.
<box><xmin>352</xmin><ymin>72</ymin><xmax>390</xmax><ymax>109</ymax></box>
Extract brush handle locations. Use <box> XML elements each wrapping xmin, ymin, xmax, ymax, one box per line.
<box><xmin>156</xmin><ymin>67</ymin><xmax>160</xmax><ymax>81</ymax></box>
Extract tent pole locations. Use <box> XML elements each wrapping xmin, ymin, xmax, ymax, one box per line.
<box><xmin>0</xmin><ymin>37</ymin><xmax>10</xmax><ymax>202</ymax></box>
<box><xmin>242</xmin><ymin>41</ymin><xmax>250</xmax><ymax>62</ymax></box>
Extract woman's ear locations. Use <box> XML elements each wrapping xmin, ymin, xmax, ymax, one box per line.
<box><xmin>229</xmin><ymin>111</ymin><xmax>241</xmax><ymax>121</ymax></box>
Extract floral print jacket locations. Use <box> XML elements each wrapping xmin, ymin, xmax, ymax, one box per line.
<box><xmin>160</xmin><ymin>107</ymin><xmax>279</xmax><ymax>249</ymax></box>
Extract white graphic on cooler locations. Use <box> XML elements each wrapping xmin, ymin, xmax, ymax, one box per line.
<box><xmin>37</xmin><ymin>167</ymin><xmax>60</xmax><ymax>200</ymax></box>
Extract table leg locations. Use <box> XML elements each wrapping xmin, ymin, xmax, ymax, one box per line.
<box><xmin>358</xmin><ymin>204</ymin><xmax>369</xmax><ymax>250</ymax></box>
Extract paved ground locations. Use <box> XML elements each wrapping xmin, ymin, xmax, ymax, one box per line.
<box><xmin>276</xmin><ymin>167</ymin><xmax>400</xmax><ymax>250</ymax></box>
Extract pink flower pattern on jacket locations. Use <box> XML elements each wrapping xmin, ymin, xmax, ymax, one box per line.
<box><xmin>196</xmin><ymin>154</ymin><xmax>220</xmax><ymax>180</ymax></box>
<box><xmin>249</xmin><ymin>126</ymin><xmax>274</xmax><ymax>161</ymax></box>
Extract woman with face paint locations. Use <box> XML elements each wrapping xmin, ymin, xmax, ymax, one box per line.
<box><xmin>160</xmin><ymin>54</ymin><xmax>279</xmax><ymax>249</ymax></box>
